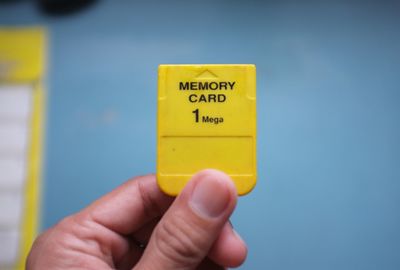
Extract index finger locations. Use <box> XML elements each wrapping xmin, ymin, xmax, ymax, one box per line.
<box><xmin>79</xmin><ymin>174</ymin><xmax>174</xmax><ymax>235</ymax></box>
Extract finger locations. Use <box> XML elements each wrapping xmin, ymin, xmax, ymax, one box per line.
<box><xmin>70</xmin><ymin>174</ymin><xmax>173</xmax><ymax>266</ymax></box>
<box><xmin>130</xmin><ymin>220</ymin><xmax>247</xmax><ymax>268</ymax></box>
<box><xmin>208</xmin><ymin>222</ymin><xmax>247</xmax><ymax>268</ymax></box>
<box><xmin>114</xmin><ymin>242</ymin><xmax>143</xmax><ymax>270</ymax></box>
<box><xmin>197</xmin><ymin>257</ymin><xmax>225</xmax><ymax>270</ymax></box>
<box><xmin>131</xmin><ymin>217</ymin><xmax>160</xmax><ymax>245</ymax></box>
<box><xmin>134</xmin><ymin>169</ymin><xmax>238</xmax><ymax>270</ymax></box>
<box><xmin>79</xmin><ymin>174</ymin><xmax>174</xmax><ymax>235</ymax></box>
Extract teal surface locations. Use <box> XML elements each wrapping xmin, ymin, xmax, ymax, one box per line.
<box><xmin>1</xmin><ymin>1</ymin><xmax>400</xmax><ymax>269</ymax></box>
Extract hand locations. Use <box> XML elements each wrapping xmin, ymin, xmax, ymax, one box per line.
<box><xmin>27</xmin><ymin>169</ymin><xmax>247</xmax><ymax>269</ymax></box>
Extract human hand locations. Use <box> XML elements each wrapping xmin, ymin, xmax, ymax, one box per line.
<box><xmin>27</xmin><ymin>169</ymin><xmax>247</xmax><ymax>269</ymax></box>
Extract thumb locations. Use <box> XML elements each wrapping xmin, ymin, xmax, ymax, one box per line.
<box><xmin>133</xmin><ymin>169</ymin><xmax>237</xmax><ymax>270</ymax></box>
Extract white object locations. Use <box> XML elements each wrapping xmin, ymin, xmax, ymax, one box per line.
<box><xmin>0</xmin><ymin>157</ymin><xmax>27</xmax><ymax>190</ymax></box>
<box><xmin>0</xmin><ymin>191</ymin><xmax>24</xmax><ymax>227</ymax></box>
<box><xmin>0</xmin><ymin>123</ymin><xmax>29</xmax><ymax>154</ymax></box>
<box><xmin>0</xmin><ymin>229</ymin><xmax>20</xmax><ymax>266</ymax></box>
<box><xmin>0</xmin><ymin>84</ymin><xmax>32</xmax><ymax>121</ymax></box>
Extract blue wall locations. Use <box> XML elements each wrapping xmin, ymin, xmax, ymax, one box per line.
<box><xmin>1</xmin><ymin>1</ymin><xmax>400</xmax><ymax>269</ymax></box>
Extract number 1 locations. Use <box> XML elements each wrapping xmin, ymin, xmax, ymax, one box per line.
<box><xmin>192</xmin><ymin>109</ymin><xmax>199</xmax><ymax>122</ymax></box>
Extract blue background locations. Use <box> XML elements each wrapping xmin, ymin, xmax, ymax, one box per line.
<box><xmin>1</xmin><ymin>1</ymin><xmax>400</xmax><ymax>269</ymax></box>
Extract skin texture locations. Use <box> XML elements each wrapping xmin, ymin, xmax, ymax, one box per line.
<box><xmin>27</xmin><ymin>170</ymin><xmax>247</xmax><ymax>270</ymax></box>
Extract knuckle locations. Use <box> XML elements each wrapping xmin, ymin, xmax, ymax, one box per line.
<box><xmin>57</xmin><ymin>215</ymin><xmax>77</xmax><ymax>231</ymax></box>
<box><xmin>154</xmin><ymin>214</ymin><xmax>207</xmax><ymax>265</ymax></box>
<box><xmin>50</xmin><ymin>215</ymin><xmax>89</xmax><ymax>250</ymax></box>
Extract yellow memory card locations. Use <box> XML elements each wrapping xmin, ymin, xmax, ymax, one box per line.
<box><xmin>157</xmin><ymin>64</ymin><xmax>257</xmax><ymax>196</ymax></box>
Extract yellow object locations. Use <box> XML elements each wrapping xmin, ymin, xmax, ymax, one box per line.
<box><xmin>157</xmin><ymin>64</ymin><xmax>257</xmax><ymax>196</ymax></box>
<box><xmin>0</xmin><ymin>27</ymin><xmax>46</xmax><ymax>270</ymax></box>
<box><xmin>0</xmin><ymin>28</ymin><xmax>45</xmax><ymax>81</ymax></box>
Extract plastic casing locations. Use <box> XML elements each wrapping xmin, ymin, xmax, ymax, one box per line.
<box><xmin>157</xmin><ymin>64</ymin><xmax>257</xmax><ymax>196</ymax></box>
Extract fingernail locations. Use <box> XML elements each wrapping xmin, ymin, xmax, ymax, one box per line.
<box><xmin>189</xmin><ymin>175</ymin><xmax>230</xmax><ymax>218</ymax></box>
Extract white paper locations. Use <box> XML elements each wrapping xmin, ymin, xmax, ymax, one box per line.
<box><xmin>0</xmin><ymin>84</ymin><xmax>32</xmax><ymax>121</ymax></box>
<box><xmin>0</xmin><ymin>191</ymin><xmax>24</xmax><ymax>227</ymax></box>
<box><xmin>0</xmin><ymin>124</ymin><xmax>29</xmax><ymax>154</ymax></box>
<box><xmin>0</xmin><ymin>157</ymin><xmax>27</xmax><ymax>190</ymax></box>
<box><xmin>0</xmin><ymin>84</ymin><xmax>33</xmax><ymax>267</ymax></box>
<box><xmin>0</xmin><ymin>229</ymin><xmax>20</xmax><ymax>266</ymax></box>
